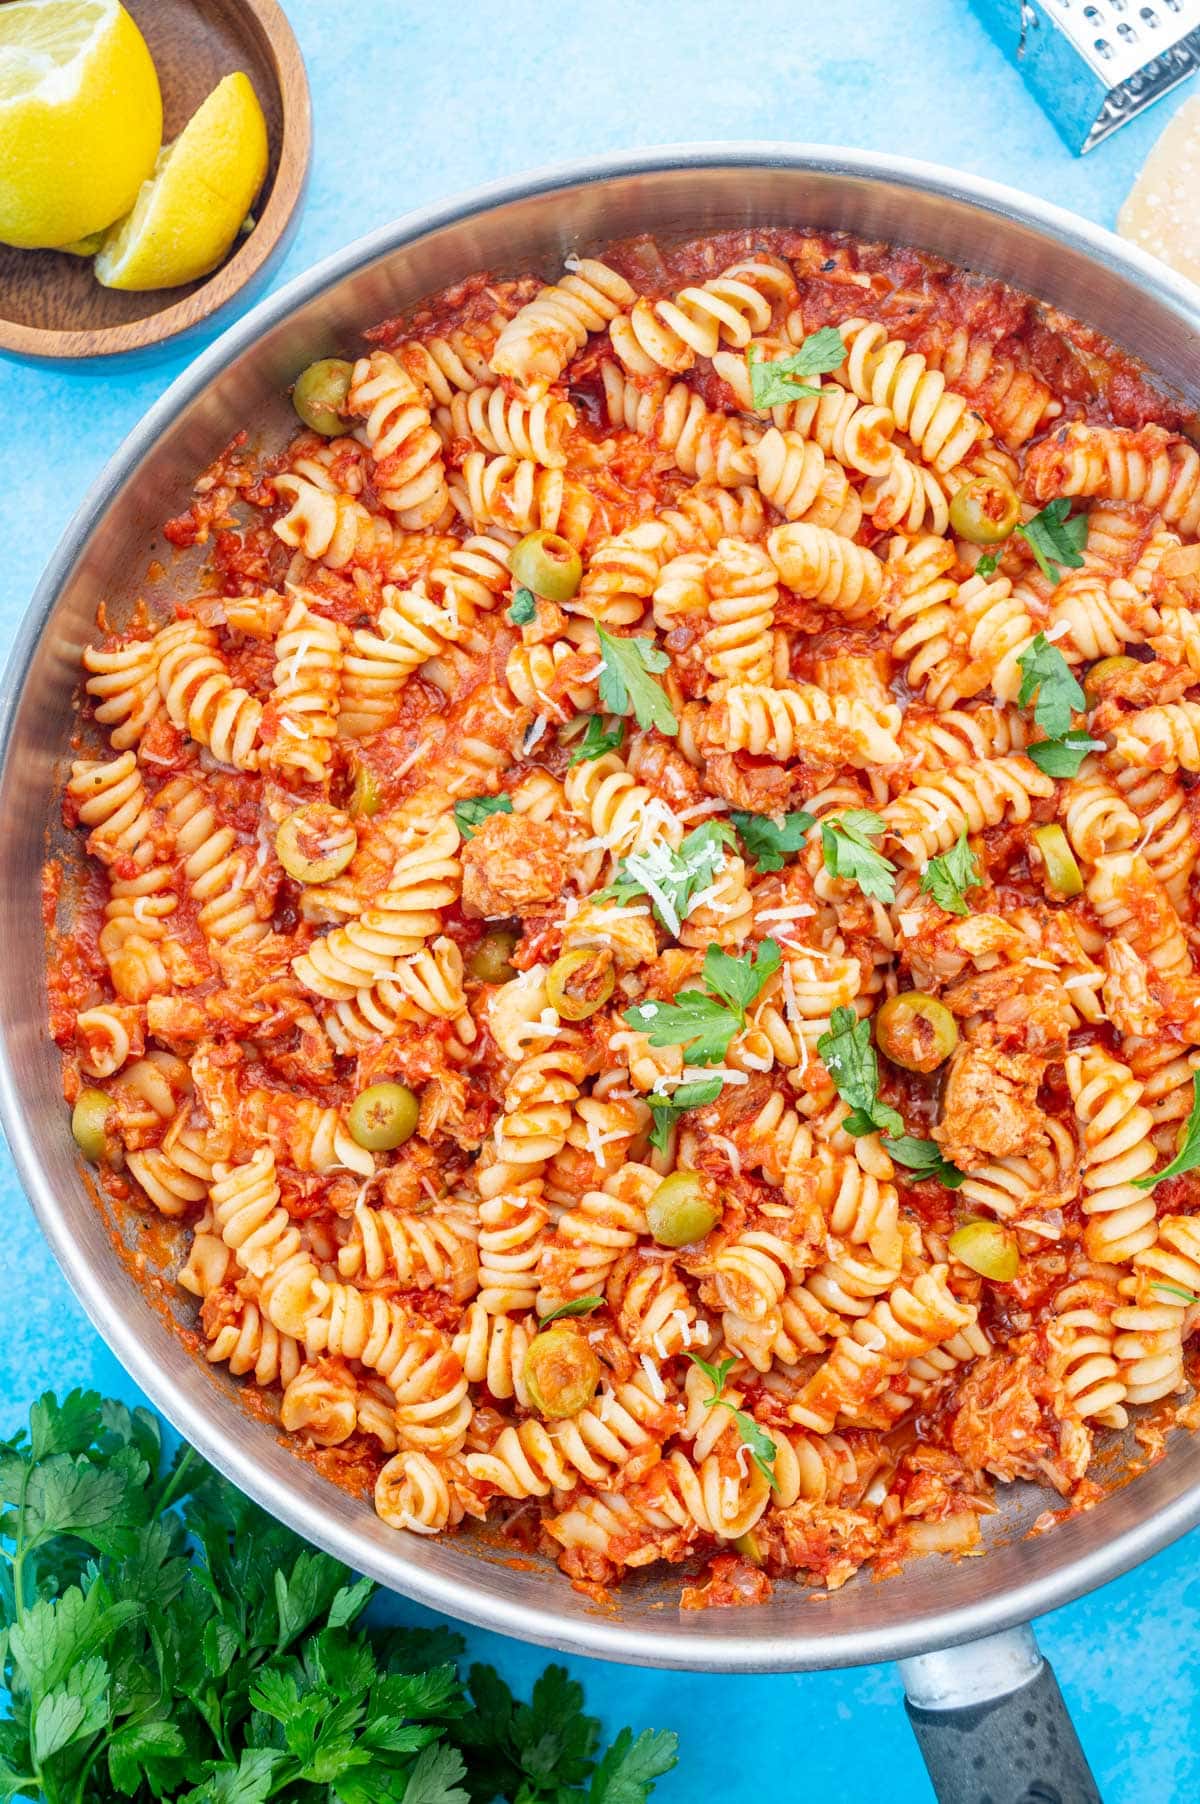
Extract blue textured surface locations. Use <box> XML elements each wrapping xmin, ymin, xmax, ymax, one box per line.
<box><xmin>2</xmin><ymin>4</ymin><xmax>1199</xmax><ymax>1798</ymax></box>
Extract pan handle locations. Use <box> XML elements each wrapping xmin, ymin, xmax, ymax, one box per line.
<box><xmin>898</xmin><ymin>1624</ymin><xmax>1102</xmax><ymax>1804</ymax></box>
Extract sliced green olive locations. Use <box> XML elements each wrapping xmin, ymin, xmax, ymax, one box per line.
<box><xmin>1032</xmin><ymin>824</ymin><xmax>1083</xmax><ymax>900</ymax></box>
<box><xmin>524</xmin><ymin>1326</ymin><xmax>602</xmax><ymax>1419</ymax></box>
<box><xmin>874</xmin><ymin>992</ymin><xmax>958</xmax><ymax>1074</ymax></box>
<box><xmin>950</xmin><ymin>1218</ymin><xmax>1020</xmax><ymax>1282</ymax></box>
<box><xmin>349</xmin><ymin>763</ymin><xmax>381</xmax><ymax>819</ymax></box>
<box><xmin>469</xmin><ymin>926</ymin><xmax>520</xmax><ymax>984</ymax></box>
<box><xmin>734</xmin><ymin>1530</ymin><xmax>763</xmax><ymax>1565</ymax></box>
<box><xmin>292</xmin><ymin>358</ymin><xmax>354</xmax><ymax>436</ymax></box>
<box><xmin>348</xmin><ymin>1081</ymin><xmax>419</xmax><ymax>1151</ymax></box>
<box><xmin>510</xmin><ymin>530</ymin><xmax>583</xmax><ymax>602</ymax></box>
<box><xmin>275</xmin><ymin>804</ymin><xmax>358</xmax><ymax>885</ymax></box>
<box><xmin>545</xmin><ymin>947</ymin><xmax>615</xmax><ymax>1021</ymax></box>
<box><xmin>72</xmin><ymin>1087</ymin><xmax>119</xmax><ymax>1166</ymax></box>
<box><xmin>646</xmin><ymin>1170</ymin><xmax>721</xmax><ymax>1247</ymax></box>
<box><xmin>1083</xmin><ymin>654</ymin><xmax>1138</xmax><ymax>707</ymax></box>
<box><xmin>948</xmin><ymin>476</ymin><xmax>1023</xmax><ymax>545</ymax></box>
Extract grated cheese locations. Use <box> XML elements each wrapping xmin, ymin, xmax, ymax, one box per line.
<box><xmin>709</xmin><ymin>1132</ymin><xmax>742</xmax><ymax>1177</ymax></box>
<box><xmin>1063</xmin><ymin>972</ymin><xmax>1099</xmax><ymax>990</ymax></box>
<box><xmin>639</xmin><ymin>1354</ymin><xmax>667</xmax><ymax>1402</ymax></box>
<box><xmin>757</xmin><ymin>903</ymin><xmax>817</xmax><ymax>924</ymax></box>
<box><xmin>393</xmin><ymin>736</ymin><xmax>433</xmax><ymax>780</ymax></box>
<box><xmin>678</xmin><ymin>797</ymin><xmax>731</xmax><ymax>820</ymax></box>
<box><xmin>1043</xmin><ymin>621</ymin><xmax>1071</xmax><ymax>643</ymax></box>
<box><xmin>524</xmin><ymin>714</ymin><xmax>549</xmax><ymax>751</ymax></box>
<box><xmin>279</xmin><ymin>715</ymin><xmax>306</xmax><ymax>739</ymax></box>
<box><xmin>285</xmin><ymin>632</ymin><xmax>313</xmax><ymax>685</ymax></box>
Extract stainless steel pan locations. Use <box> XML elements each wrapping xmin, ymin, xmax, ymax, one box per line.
<box><xmin>5</xmin><ymin>146</ymin><xmax>1200</xmax><ymax>1804</ymax></box>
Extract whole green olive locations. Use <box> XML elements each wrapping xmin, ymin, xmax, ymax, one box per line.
<box><xmin>524</xmin><ymin>1326</ymin><xmax>602</xmax><ymax>1419</ymax></box>
<box><xmin>948</xmin><ymin>476</ymin><xmax>1022</xmax><ymax>546</ymax></box>
<box><xmin>646</xmin><ymin>1170</ymin><xmax>721</xmax><ymax>1248</ymax></box>
<box><xmin>950</xmin><ymin>1218</ymin><xmax>1020</xmax><ymax>1281</ymax></box>
<box><xmin>349</xmin><ymin>763</ymin><xmax>381</xmax><ymax>819</ymax></box>
<box><xmin>874</xmin><ymin>992</ymin><xmax>958</xmax><ymax>1074</ymax></box>
<box><xmin>509</xmin><ymin>529</ymin><xmax>583</xmax><ymax>602</ymax></box>
<box><xmin>72</xmin><ymin>1088</ymin><xmax>118</xmax><ymax>1166</ymax></box>
<box><xmin>468</xmin><ymin>926</ymin><xmax>520</xmax><ymax>984</ymax></box>
<box><xmin>1083</xmin><ymin>654</ymin><xmax>1138</xmax><ymax>707</ymax></box>
<box><xmin>348</xmin><ymin>1081</ymin><xmax>419</xmax><ymax>1151</ymax></box>
<box><xmin>275</xmin><ymin>804</ymin><xmax>358</xmax><ymax>885</ymax></box>
<box><xmin>292</xmin><ymin>358</ymin><xmax>354</xmax><ymax>436</ymax></box>
<box><xmin>545</xmin><ymin>947</ymin><xmax>615</xmax><ymax>1020</ymax></box>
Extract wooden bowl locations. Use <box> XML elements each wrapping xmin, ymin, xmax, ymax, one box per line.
<box><xmin>0</xmin><ymin>0</ymin><xmax>311</xmax><ymax>360</ymax></box>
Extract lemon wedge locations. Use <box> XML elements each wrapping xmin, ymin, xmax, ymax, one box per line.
<box><xmin>94</xmin><ymin>70</ymin><xmax>268</xmax><ymax>292</ymax></box>
<box><xmin>0</xmin><ymin>0</ymin><xmax>161</xmax><ymax>249</ymax></box>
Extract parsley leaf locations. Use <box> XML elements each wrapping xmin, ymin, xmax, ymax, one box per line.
<box><xmin>729</xmin><ymin>806</ymin><xmax>816</xmax><ymax>873</ymax></box>
<box><xmin>920</xmin><ymin>829</ymin><xmax>981</xmax><ymax>917</ymax></box>
<box><xmin>624</xmin><ymin>989</ymin><xmax>741</xmax><ymax>1066</ymax></box>
<box><xmin>1153</xmin><ymin>1280</ymin><xmax>1200</xmax><ymax>1305</ymax></box>
<box><xmin>1019</xmin><ymin>497</ymin><xmax>1089</xmax><ymax>585</ymax></box>
<box><xmin>1027</xmin><ymin>730</ymin><xmax>1103</xmax><ymax>779</ymax></box>
<box><xmin>568</xmin><ymin>714</ymin><xmax>625</xmax><ymax>766</ymax></box>
<box><xmin>1134</xmin><ymin>1072</ymin><xmax>1200</xmax><ymax>1190</ymax></box>
<box><xmin>596</xmin><ymin>627</ymin><xmax>677</xmax><ymax>735</ymax></box>
<box><xmin>973</xmin><ymin>499</ymin><xmax>1088</xmax><ymax>587</ymax></box>
<box><xmin>685</xmin><ymin>1355</ymin><xmax>778</xmax><ymax>1487</ymax></box>
<box><xmin>645</xmin><ymin>1078</ymin><xmax>724</xmax><ymax>1151</ymax></box>
<box><xmin>589</xmin><ymin>1727</ymin><xmax>682</xmax><ymax>1804</ymax></box>
<box><xmin>883</xmin><ymin>1134</ymin><xmax>966</xmax><ymax>1188</ymax></box>
<box><xmin>1017</xmin><ymin>633</ymin><xmax>1086</xmax><ymax>739</ymax></box>
<box><xmin>606</xmin><ymin>821</ymin><xmax>735</xmax><ymax>936</ymax></box>
<box><xmin>507</xmin><ymin>586</ymin><xmax>537</xmax><ymax>626</ymax></box>
<box><xmin>540</xmin><ymin>1295</ymin><xmax>605</xmax><ymax>1325</ymax></box>
<box><xmin>746</xmin><ymin>327</ymin><xmax>846</xmax><ymax>409</ymax></box>
<box><xmin>453</xmin><ymin>793</ymin><xmax>513</xmax><ymax>839</ymax></box>
<box><xmin>821</xmin><ymin>809</ymin><xmax>897</xmax><ymax>904</ymax></box>
<box><xmin>817</xmin><ymin>1005</ymin><xmax>904</xmax><ymax>1138</ymax></box>
<box><xmin>703</xmin><ymin>938</ymin><xmax>781</xmax><ymax>1016</ymax></box>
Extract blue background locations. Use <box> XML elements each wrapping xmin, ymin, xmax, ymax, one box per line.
<box><xmin>2</xmin><ymin>3</ymin><xmax>1198</xmax><ymax>1797</ymax></box>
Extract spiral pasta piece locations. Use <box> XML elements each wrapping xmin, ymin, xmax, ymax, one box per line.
<box><xmin>564</xmin><ymin>752</ymin><xmax>683</xmax><ymax>858</ymax></box>
<box><xmin>1062</xmin><ymin>759</ymin><xmax>1140</xmax><ymax>864</ymax></box>
<box><xmin>452</xmin><ymin>451</ymin><xmax>593</xmax><ymax>548</ymax></box>
<box><xmin>766</xmin><ymin>522</ymin><xmax>885</xmax><ymax>622</ymax></box>
<box><xmin>610</xmin><ymin>259</ymin><xmax>791</xmax><ymax>375</ymax></box>
<box><xmin>882</xmin><ymin>755</ymin><xmax>1053</xmax><ymax>864</ymax></box>
<box><xmin>155</xmin><ymin>620</ymin><xmax>263</xmax><ymax>769</ymax></box>
<box><xmin>340</xmin><ymin>584</ymin><xmax>464</xmax><ymax>737</ymax></box>
<box><xmin>1048</xmin><ymin>1265</ymin><xmax>1128</xmax><ymax>1427</ymax></box>
<box><xmin>490</xmin><ymin>258</ymin><xmax>636</xmax><ymax>395</ymax></box>
<box><xmin>835</xmin><ymin>317</ymin><xmax>991</xmax><ymax>473</ymax></box>
<box><xmin>1112</xmin><ymin>1216</ymin><xmax>1200</xmax><ymax>1404</ymax></box>
<box><xmin>1066</xmin><ymin>1048</ymin><xmax>1158</xmax><ymax>1266</ymax></box>
<box><xmin>263</xmin><ymin>597</ymin><xmax>342</xmax><ymax>781</ymax></box>
<box><xmin>465</xmin><ymin>1369</ymin><xmax>671</xmax><ymax>1499</ymax></box>
<box><xmin>1086</xmin><ymin>850</ymin><xmax>1191</xmax><ymax>979</ymax></box>
<box><xmin>83</xmin><ymin>634</ymin><xmax>163</xmax><ymax>750</ymax></box>
<box><xmin>347</xmin><ymin>351</ymin><xmax>451</xmax><ymax>528</ymax></box>
<box><xmin>272</xmin><ymin>473</ymin><xmax>392</xmax><ymax>569</ymax></box>
<box><xmin>886</xmin><ymin>534</ymin><xmax>964</xmax><ymax>704</ymax></box>
<box><xmin>1026</xmin><ymin>423</ymin><xmax>1200</xmax><ymax>536</ymax></box>
<box><xmin>1113</xmin><ymin>701</ymin><xmax>1200</xmax><ymax>775</ymax></box>
<box><xmin>446</xmin><ymin>386</ymin><xmax>574</xmax><ymax>466</ymax></box>
<box><xmin>700</xmin><ymin>536</ymin><xmax>778</xmax><ymax>687</ymax></box>
<box><xmin>601</xmin><ymin>360</ymin><xmax>759</xmax><ymax>487</ymax></box>
<box><xmin>918</xmin><ymin>323</ymin><xmax>1060</xmax><ymax>448</ymax></box>
<box><xmin>710</xmin><ymin>681</ymin><xmax>903</xmax><ymax>767</ymax></box>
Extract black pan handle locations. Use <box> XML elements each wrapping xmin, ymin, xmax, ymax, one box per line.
<box><xmin>899</xmin><ymin>1625</ymin><xmax>1102</xmax><ymax>1804</ymax></box>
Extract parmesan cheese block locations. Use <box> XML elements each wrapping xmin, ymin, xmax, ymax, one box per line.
<box><xmin>1117</xmin><ymin>95</ymin><xmax>1200</xmax><ymax>286</ymax></box>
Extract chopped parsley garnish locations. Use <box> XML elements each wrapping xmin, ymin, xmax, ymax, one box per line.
<box><xmin>745</xmin><ymin>327</ymin><xmax>847</xmax><ymax>410</ymax></box>
<box><xmin>623</xmin><ymin>940</ymin><xmax>781</xmax><ymax>1066</ymax></box>
<box><xmin>453</xmin><ymin>793</ymin><xmax>513</xmax><ymax>838</ymax></box>
<box><xmin>820</xmin><ymin>809</ymin><xmax>897</xmax><ymax>904</ymax></box>
<box><xmin>1134</xmin><ymin>1073</ymin><xmax>1200</xmax><ymax>1190</ymax></box>
<box><xmin>645</xmin><ymin>1077</ymin><xmax>724</xmax><ymax>1152</ymax></box>
<box><xmin>686</xmin><ymin>1354</ymin><xmax>778</xmax><ymax>1486</ymax></box>
<box><xmin>568</xmin><ymin>714</ymin><xmax>626</xmax><ymax>766</ymax></box>
<box><xmin>883</xmin><ymin>1133</ymin><xmax>966</xmax><ymax>1188</ymax></box>
<box><xmin>729</xmin><ymin>806</ymin><xmax>816</xmax><ymax>874</ymax></box>
<box><xmin>596</xmin><ymin>626</ymin><xmax>677</xmax><ymax>735</ymax></box>
<box><xmin>1026</xmin><ymin>730</ymin><xmax>1104</xmax><ymax>779</ymax></box>
<box><xmin>507</xmin><ymin>585</ymin><xmax>537</xmax><ymax>626</ymax></box>
<box><xmin>817</xmin><ymin>1004</ymin><xmax>903</xmax><ymax>1139</ymax></box>
<box><xmin>920</xmin><ymin>829</ymin><xmax>982</xmax><ymax>917</ymax></box>
<box><xmin>1015</xmin><ymin>633</ymin><xmax>1096</xmax><ymax>777</ymax></box>
<box><xmin>605</xmin><ymin>821</ymin><xmax>735</xmax><ymax>937</ymax></box>
<box><xmin>540</xmin><ymin>1294</ymin><xmax>605</xmax><ymax>1325</ymax></box>
<box><xmin>976</xmin><ymin>498</ymin><xmax>1088</xmax><ymax>585</ymax></box>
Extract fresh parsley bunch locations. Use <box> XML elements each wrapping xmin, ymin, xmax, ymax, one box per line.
<box><xmin>0</xmin><ymin>1392</ymin><xmax>678</xmax><ymax>1804</ymax></box>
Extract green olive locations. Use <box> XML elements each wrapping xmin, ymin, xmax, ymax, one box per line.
<box><xmin>469</xmin><ymin>926</ymin><xmax>520</xmax><ymax>984</ymax></box>
<box><xmin>948</xmin><ymin>476</ymin><xmax>1022</xmax><ymax>545</ymax></box>
<box><xmin>545</xmin><ymin>947</ymin><xmax>615</xmax><ymax>1021</ymax></box>
<box><xmin>72</xmin><ymin>1088</ymin><xmax>118</xmax><ymax>1165</ymax></box>
<box><xmin>874</xmin><ymin>992</ymin><xmax>958</xmax><ymax>1074</ymax></box>
<box><xmin>734</xmin><ymin>1530</ymin><xmax>763</xmax><ymax>1565</ymax></box>
<box><xmin>292</xmin><ymin>358</ymin><xmax>354</xmax><ymax>436</ymax></box>
<box><xmin>524</xmin><ymin>1326</ymin><xmax>602</xmax><ymax>1419</ymax></box>
<box><xmin>1031</xmin><ymin>824</ymin><xmax>1083</xmax><ymax>899</ymax></box>
<box><xmin>646</xmin><ymin>1170</ymin><xmax>721</xmax><ymax>1247</ymax></box>
<box><xmin>349</xmin><ymin>763</ymin><xmax>381</xmax><ymax>819</ymax></box>
<box><xmin>348</xmin><ymin>1082</ymin><xmax>419</xmax><ymax>1151</ymax></box>
<box><xmin>950</xmin><ymin>1219</ymin><xmax>1020</xmax><ymax>1282</ymax></box>
<box><xmin>1083</xmin><ymin>654</ymin><xmax>1138</xmax><ymax>707</ymax></box>
<box><xmin>276</xmin><ymin>804</ymin><xmax>357</xmax><ymax>885</ymax></box>
<box><xmin>509</xmin><ymin>530</ymin><xmax>583</xmax><ymax>602</ymax></box>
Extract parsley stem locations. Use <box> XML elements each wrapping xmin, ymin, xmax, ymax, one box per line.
<box><xmin>152</xmin><ymin>1442</ymin><xmax>196</xmax><ymax>1517</ymax></box>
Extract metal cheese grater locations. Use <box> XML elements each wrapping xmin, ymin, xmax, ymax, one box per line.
<box><xmin>969</xmin><ymin>0</ymin><xmax>1200</xmax><ymax>152</ymax></box>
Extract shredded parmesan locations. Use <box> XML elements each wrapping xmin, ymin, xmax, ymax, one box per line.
<box><xmin>1043</xmin><ymin>621</ymin><xmax>1071</xmax><ymax>643</ymax></box>
<box><xmin>639</xmin><ymin>1354</ymin><xmax>667</xmax><ymax>1402</ymax></box>
<box><xmin>279</xmin><ymin>715</ymin><xmax>306</xmax><ymax>739</ymax></box>
<box><xmin>393</xmin><ymin>736</ymin><xmax>432</xmax><ymax>780</ymax></box>
<box><xmin>524</xmin><ymin>714</ymin><xmax>549</xmax><ymax>751</ymax></box>
<box><xmin>677</xmin><ymin>797</ymin><xmax>731</xmax><ymax>820</ymax></box>
<box><xmin>757</xmin><ymin>903</ymin><xmax>817</xmax><ymax>924</ymax></box>
<box><xmin>709</xmin><ymin>1132</ymin><xmax>742</xmax><ymax>1177</ymax></box>
<box><xmin>1063</xmin><ymin>972</ymin><xmax>1099</xmax><ymax>990</ymax></box>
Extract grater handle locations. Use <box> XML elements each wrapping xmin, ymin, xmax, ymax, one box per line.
<box><xmin>899</xmin><ymin>1624</ymin><xmax>1102</xmax><ymax>1804</ymax></box>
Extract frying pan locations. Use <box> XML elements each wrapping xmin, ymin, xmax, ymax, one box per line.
<box><xmin>4</xmin><ymin>146</ymin><xmax>1200</xmax><ymax>1804</ymax></box>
